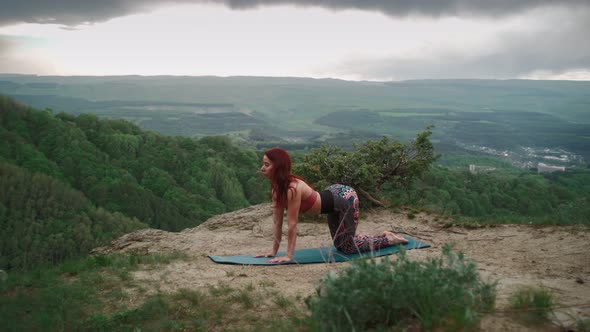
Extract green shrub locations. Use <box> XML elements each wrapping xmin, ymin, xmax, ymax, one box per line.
<box><xmin>509</xmin><ymin>285</ymin><xmax>555</xmax><ymax>323</ymax></box>
<box><xmin>306</xmin><ymin>245</ymin><xmax>496</xmax><ymax>331</ymax></box>
<box><xmin>577</xmin><ymin>318</ymin><xmax>590</xmax><ymax>332</ymax></box>
<box><xmin>0</xmin><ymin>252</ymin><xmax>190</xmax><ymax>332</ymax></box>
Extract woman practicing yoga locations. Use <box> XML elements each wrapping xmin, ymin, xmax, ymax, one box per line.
<box><xmin>255</xmin><ymin>147</ymin><xmax>408</xmax><ymax>263</ymax></box>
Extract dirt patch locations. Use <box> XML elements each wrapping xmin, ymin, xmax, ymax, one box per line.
<box><xmin>93</xmin><ymin>204</ymin><xmax>590</xmax><ymax>330</ymax></box>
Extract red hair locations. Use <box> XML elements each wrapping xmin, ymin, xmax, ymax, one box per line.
<box><xmin>264</xmin><ymin>147</ymin><xmax>303</xmax><ymax>207</ymax></box>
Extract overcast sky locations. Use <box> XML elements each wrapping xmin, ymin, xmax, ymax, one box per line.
<box><xmin>0</xmin><ymin>0</ymin><xmax>589</xmax><ymax>81</ymax></box>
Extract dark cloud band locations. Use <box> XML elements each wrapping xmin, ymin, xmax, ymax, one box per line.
<box><xmin>224</xmin><ymin>0</ymin><xmax>589</xmax><ymax>17</ymax></box>
<box><xmin>0</xmin><ymin>0</ymin><xmax>163</xmax><ymax>26</ymax></box>
<box><xmin>1</xmin><ymin>0</ymin><xmax>588</xmax><ymax>27</ymax></box>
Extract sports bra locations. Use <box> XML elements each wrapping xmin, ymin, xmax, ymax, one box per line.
<box><xmin>299</xmin><ymin>191</ymin><xmax>318</xmax><ymax>213</ymax></box>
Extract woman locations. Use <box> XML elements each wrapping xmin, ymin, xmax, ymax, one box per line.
<box><xmin>256</xmin><ymin>147</ymin><xmax>408</xmax><ymax>263</ymax></box>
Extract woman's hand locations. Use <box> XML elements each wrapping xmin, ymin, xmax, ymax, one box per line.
<box><xmin>253</xmin><ymin>252</ymin><xmax>275</xmax><ymax>258</ymax></box>
<box><xmin>267</xmin><ymin>256</ymin><xmax>292</xmax><ymax>263</ymax></box>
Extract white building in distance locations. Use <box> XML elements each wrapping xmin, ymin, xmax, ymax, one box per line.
<box><xmin>537</xmin><ymin>163</ymin><xmax>565</xmax><ymax>173</ymax></box>
<box><xmin>469</xmin><ymin>165</ymin><xmax>496</xmax><ymax>174</ymax></box>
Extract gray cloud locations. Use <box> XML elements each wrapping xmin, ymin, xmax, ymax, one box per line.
<box><xmin>0</xmin><ymin>0</ymin><xmax>175</xmax><ymax>27</ymax></box>
<box><xmin>223</xmin><ymin>0</ymin><xmax>590</xmax><ymax>18</ymax></box>
<box><xmin>0</xmin><ymin>0</ymin><xmax>588</xmax><ymax>27</ymax></box>
<box><xmin>328</xmin><ymin>8</ymin><xmax>590</xmax><ymax>80</ymax></box>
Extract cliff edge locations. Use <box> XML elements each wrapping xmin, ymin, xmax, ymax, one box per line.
<box><xmin>93</xmin><ymin>203</ymin><xmax>589</xmax><ymax>330</ymax></box>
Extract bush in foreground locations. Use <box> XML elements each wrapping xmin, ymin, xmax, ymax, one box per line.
<box><xmin>306</xmin><ymin>245</ymin><xmax>496</xmax><ymax>331</ymax></box>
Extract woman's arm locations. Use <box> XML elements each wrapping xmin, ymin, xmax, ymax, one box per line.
<box><xmin>254</xmin><ymin>203</ymin><xmax>284</xmax><ymax>258</ymax></box>
<box><xmin>271</xmin><ymin>205</ymin><xmax>284</xmax><ymax>255</ymax></box>
<box><xmin>268</xmin><ymin>186</ymin><xmax>301</xmax><ymax>263</ymax></box>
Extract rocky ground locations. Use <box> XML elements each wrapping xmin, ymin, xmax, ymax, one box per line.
<box><xmin>93</xmin><ymin>204</ymin><xmax>590</xmax><ymax>331</ymax></box>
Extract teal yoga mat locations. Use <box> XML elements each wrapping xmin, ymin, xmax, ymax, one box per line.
<box><xmin>208</xmin><ymin>238</ymin><xmax>430</xmax><ymax>265</ymax></box>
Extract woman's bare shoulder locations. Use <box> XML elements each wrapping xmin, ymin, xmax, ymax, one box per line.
<box><xmin>295</xmin><ymin>178</ymin><xmax>315</xmax><ymax>194</ymax></box>
<box><xmin>288</xmin><ymin>178</ymin><xmax>309</xmax><ymax>196</ymax></box>
<box><xmin>291</xmin><ymin>178</ymin><xmax>309</xmax><ymax>188</ymax></box>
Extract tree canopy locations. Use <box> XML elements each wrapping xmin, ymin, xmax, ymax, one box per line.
<box><xmin>0</xmin><ymin>95</ymin><xmax>267</xmax><ymax>270</ymax></box>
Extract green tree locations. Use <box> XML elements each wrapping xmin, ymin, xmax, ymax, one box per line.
<box><xmin>295</xmin><ymin>128</ymin><xmax>437</xmax><ymax>205</ymax></box>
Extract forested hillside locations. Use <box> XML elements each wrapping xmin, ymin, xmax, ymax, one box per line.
<box><xmin>384</xmin><ymin>166</ymin><xmax>590</xmax><ymax>224</ymax></box>
<box><xmin>0</xmin><ymin>163</ymin><xmax>145</xmax><ymax>270</ymax></box>
<box><xmin>0</xmin><ymin>95</ymin><xmax>267</xmax><ymax>270</ymax></box>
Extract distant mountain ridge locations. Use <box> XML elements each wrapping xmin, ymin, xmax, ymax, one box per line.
<box><xmin>3</xmin><ymin>75</ymin><xmax>588</xmax><ymax>161</ymax></box>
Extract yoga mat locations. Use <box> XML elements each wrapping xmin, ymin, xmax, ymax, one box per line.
<box><xmin>208</xmin><ymin>237</ymin><xmax>430</xmax><ymax>265</ymax></box>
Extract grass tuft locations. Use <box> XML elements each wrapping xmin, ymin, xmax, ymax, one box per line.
<box><xmin>509</xmin><ymin>285</ymin><xmax>555</xmax><ymax>323</ymax></box>
<box><xmin>273</xmin><ymin>293</ymin><xmax>293</xmax><ymax>308</ymax></box>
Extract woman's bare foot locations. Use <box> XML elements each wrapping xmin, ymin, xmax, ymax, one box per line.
<box><xmin>382</xmin><ymin>231</ymin><xmax>409</xmax><ymax>245</ymax></box>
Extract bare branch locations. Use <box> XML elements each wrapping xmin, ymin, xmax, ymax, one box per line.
<box><xmin>357</xmin><ymin>187</ymin><xmax>385</xmax><ymax>207</ymax></box>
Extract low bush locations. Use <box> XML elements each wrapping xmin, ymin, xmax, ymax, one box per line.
<box><xmin>306</xmin><ymin>245</ymin><xmax>496</xmax><ymax>331</ymax></box>
<box><xmin>577</xmin><ymin>318</ymin><xmax>590</xmax><ymax>332</ymax></box>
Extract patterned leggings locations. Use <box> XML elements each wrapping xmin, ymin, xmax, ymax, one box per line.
<box><xmin>325</xmin><ymin>184</ymin><xmax>391</xmax><ymax>254</ymax></box>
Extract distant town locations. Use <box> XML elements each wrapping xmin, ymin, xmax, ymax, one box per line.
<box><xmin>457</xmin><ymin>143</ymin><xmax>585</xmax><ymax>173</ymax></box>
